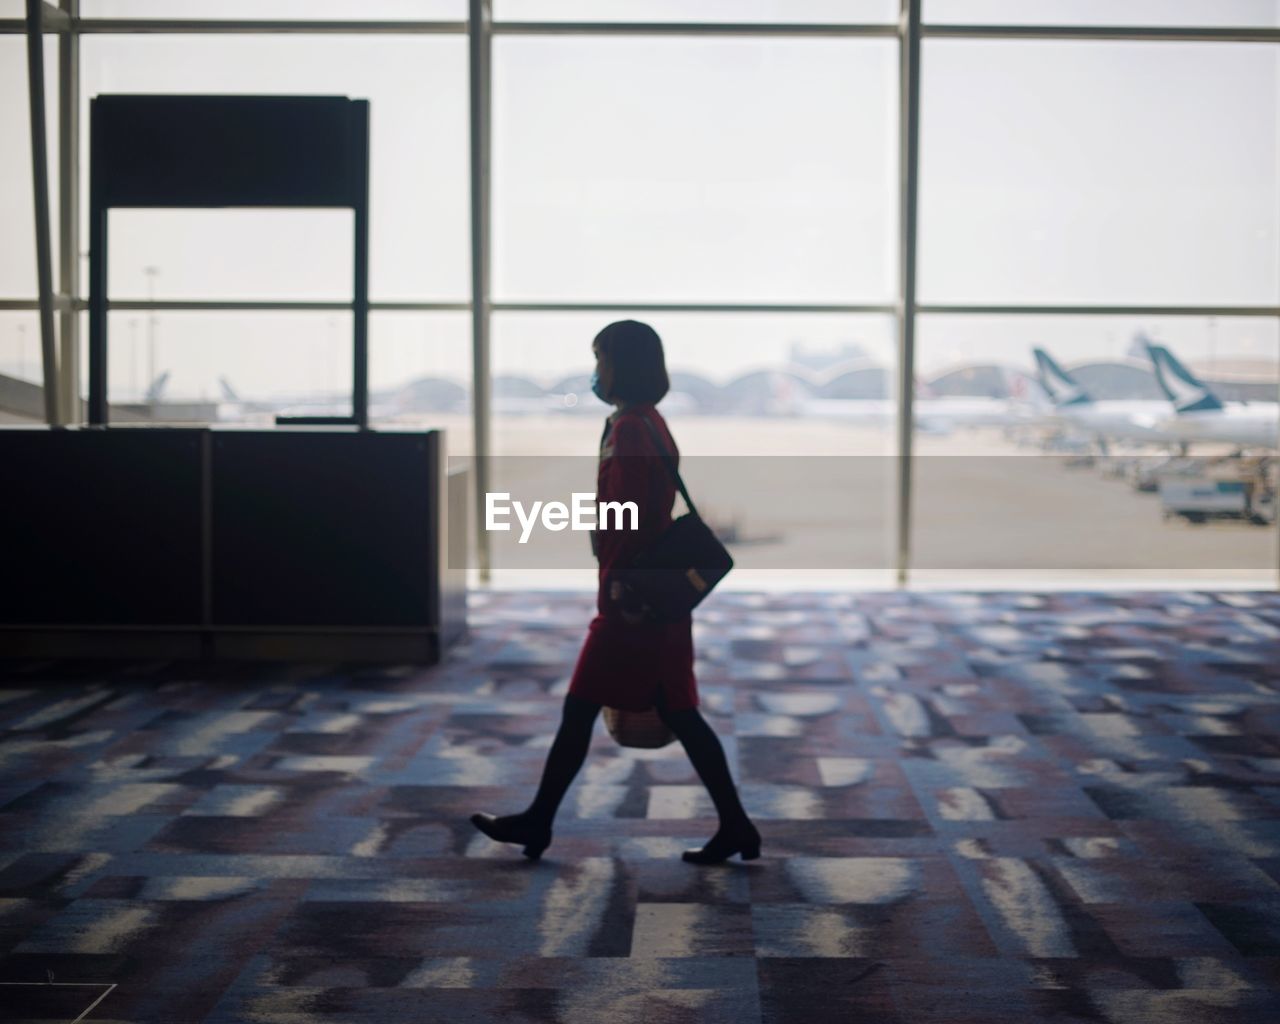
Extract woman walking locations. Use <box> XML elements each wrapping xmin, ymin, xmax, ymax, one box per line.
<box><xmin>470</xmin><ymin>320</ymin><xmax>760</xmax><ymax>864</ymax></box>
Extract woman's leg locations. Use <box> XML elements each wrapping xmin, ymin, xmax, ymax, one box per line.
<box><xmin>471</xmin><ymin>693</ymin><xmax>600</xmax><ymax>859</ymax></box>
<box><xmin>524</xmin><ymin>693</ymin><xmax>601</xmax><ymax>826</ymax></box>
<box><xmin>655</xmin><ymin>698</ymin><xmax>750</xmax><ymax>829</ymax></box>
<box><xmin>654</xmin><ymin>694</ymin><xmax>759</xmax><ymax>862</ymax></box>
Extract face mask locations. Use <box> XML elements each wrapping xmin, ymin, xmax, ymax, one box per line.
<box><xmin>590</xmin><ymin>369</ymin><xmax>610</xmax><ymax>403</ymax></box>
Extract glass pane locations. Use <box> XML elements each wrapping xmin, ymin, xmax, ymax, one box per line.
<box><xmin>0</xmin><ymin>38</ymin><xmax>35</xmax><ymax>297</ymax></box>
<box><xmin>88</xmin><ymin>310</ymin><xmax>354</xmax><ymax>424</ymax></box>
<box><xmin>487</xmin><ymin>311</ymin><xmax>897</xmax><ymax>582</ymax></box>
<box><xmin>0</xmin><ymin>36</ymin><xmax>59</xmax><ymax>298</ymax></box>
<box><xmin>919</xmin><ymin>41</ymin><xmax>1280</xmax><ymax>305</ymax></box>
<box><xmin>0</xmin><ymin>312</ymin><xmax>45</xmax><ymax>424</ymax></box>
<box><xmin>926</xmin><ymin>1</ymin><xmax>1280</xmax><ymax>28</ymax></box>
<box><xmin>0</xmin><ymin>312</ymin><xmax>41</xmax><ymax>386</ymax></box>
<box><xmin>370</xmin><ymin>310</ymin><xmax>473</xmax><ymax>456</ymax></box>
<box><xmin>495</xmin><ymin>1</ymin><xmax>897</xmax><ymax>22</ymax></box>
<box><xmin>83</xmin><ymin>1</ymin><xmax>465</xmax><ymax>18</ymax></box>
<box><xmin>492</xmin><ymin>311</ymin><xmax>897</xmax><ymax>452</ymax></box>
<box><xmin>81</xmin><ymin>35</ymin><xmax>469</xmax><ymax>302</ymax></box>
<box><xmin>107</xmin><ymin>210</ymin><xmax>353</xmax><ymax>301</ymax></box>
<box><xmin>911</xmin><ymin>313</ymin><xmax>1278</xmax><ymax>586</ymax></box>
<box><xmin>494</xmin><ymin>36</ymin><xmax>897</xmax><ymax>304</ymax></box>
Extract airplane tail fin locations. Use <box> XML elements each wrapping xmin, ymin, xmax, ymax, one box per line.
<box><xmin>1032</xmin><ymin>348</ymin><xmax>1091</xmax><ymax>407</ymax></box>
<box><xmin>218</xmin><ymin>376</ymin><xmax>240</xmax><ymax>403</ymax></box>
<box><xmin>1003</xmin><ymin>367</ymin><xmax>1051</xmax><ymax>411</ymax></box>
<box><xmin>144</xmin><ymin>371</ymin><xmax>170</xmax><ymax>404</ymax></box>
<box><xmin>1142</xmin><ymin>339</ymin><xmax>1223</xmax><ymax>413</ymax></box>
<box><xmin>768</xmin><ymin>372</ymin><xmax>802</xmax><ymax>416</ymax></box>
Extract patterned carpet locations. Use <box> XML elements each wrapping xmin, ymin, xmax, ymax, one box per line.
<box><xmin>2</xmin><ymin>590</ymin><xmax>1280</xmax><ymax>1023</ymax></box>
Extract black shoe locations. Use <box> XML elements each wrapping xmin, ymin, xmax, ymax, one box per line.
<box><xmin>682</xmin><ymin>820</ymin><xmax>761</xmax><ymax>864</ymax></box>
<box><xmin>470</xmin><ymin>812</ymin><xmax>552</xmax><ymax>861</ymax></box>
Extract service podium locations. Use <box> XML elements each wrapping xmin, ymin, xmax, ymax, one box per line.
<box><xmin>1</xmin><ymin>427</ymin><xmax>466</xmax><ymax>662</ymax></box>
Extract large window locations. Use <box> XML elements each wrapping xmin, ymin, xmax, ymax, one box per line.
<box><xmin>4</xmin><ymin>3</ymin><xmax>1277</xmax><ymax>586</ymax></box>
<box><xmin>493</xmin><ymin>36</ymin><xmax>897</xmax><ymax>305</ymax></box>
<box><xmin>914</xmin><ymin>32</ymin><xmax>1279</xmax><ymax>584</ymax></box>
<box><xmin>489</xmin><ymin>32</ymin><xmax>899</xmax><ymax>579</ymax></box>
<box><xmin>919</xmin><ymin>41</ymin><xmax>1279</xmax><ymax>306</ymax></box>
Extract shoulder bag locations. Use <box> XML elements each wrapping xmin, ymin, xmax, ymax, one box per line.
<box><xmin>612</xmin><ymin>414</ymin><xmax>734</xmax><ymax>623</ymax></box>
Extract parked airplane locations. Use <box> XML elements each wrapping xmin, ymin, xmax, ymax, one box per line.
<box><xmin>796</xmin><ymin>376</ymin><xmax>1037</xmax><ymax>434</ymax></box>
<box><xmin>1032</xmin><ymin>347</ymin><xmax>1177</xmax><ymax>448</ymax></box>
<box><xmin>1144</xmin><ymin>341</ymin><xmax>1278</xmax><ymax>451</ymax></box>
<box><xmin>216</xmin><ymin>376</ymin><xmax>398</xmax><ymax>423</ymax></box>
<box><xmin>143</xmin><ymin>371</ymin><xmax>170</xmax><ymax>404</ymax></box>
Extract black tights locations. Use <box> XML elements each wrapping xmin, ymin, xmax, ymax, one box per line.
<box><xmin>524</xmin><ymin>692</ymin><xmax>748</xmax><ymax>830</ymax></box>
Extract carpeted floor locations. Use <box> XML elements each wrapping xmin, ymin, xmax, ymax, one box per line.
<box><xmin>2</xmin><ymin>590</ymin><xmax>1280</xmax><ymax>1023</ymax></box>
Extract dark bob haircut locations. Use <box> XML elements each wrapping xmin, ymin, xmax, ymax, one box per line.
<box><xmin>594</xmin><ymin>320</ymin><xmax>670</xmax><ymax>405</ymax></box>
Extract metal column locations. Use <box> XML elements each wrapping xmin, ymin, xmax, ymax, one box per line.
<box><xmin>87</xmin><ymin>96</ymin><xmax>106</xmax><ymax>425</ymax></box>
<box><xmin>25</xmin><ymin>0</ymin><xmax>60</xmax><ymax>426</ymax></box>
<box><xmin>468</xmin><ymin>0</ymin><xmax>493</xmax><ymax>581</ymax></box>
<box><xmin>894</xmin><ymin>0</ymin><xmax>922</xmax><ymax>586</ymax></box>
<box><xmin>57</xmin><ymin>0</ymin><xmax>79</xmax><ymax>424</ymax></box>
<box><xmin>352</xmin><ymin>101</ymin><xmax>370</xmax><ymax>429</ymax></box>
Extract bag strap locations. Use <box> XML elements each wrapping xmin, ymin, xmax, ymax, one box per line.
<box><xmin>634</xmin><ymin>412</ymin><xmax>699</xmax><ymax>519</ymax></box>
<box><xmin>602</xmin><ymin>411</ymin><xmax>699</xmax><ymax>517</ymax></box>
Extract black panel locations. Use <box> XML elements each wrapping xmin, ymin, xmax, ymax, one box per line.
<box><xmin>93</xmin><ymin>95</ymin><xmax>364</xmax><ymax>208</ymax></box>
<box><xmin>0</xmin><ymin>429</ymin><xmax>204</xmax><ymax>625</ymax></box>
<box><xmin>210</xmin><ymin>431</ymin><xmax>437</xmax><ymax>628</ymax></box>
<box><xmin>87</xmin><ymin>95</ymin><xmax>371</xmax><ymax>426</ymax></box>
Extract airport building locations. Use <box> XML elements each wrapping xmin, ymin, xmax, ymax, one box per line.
<box><xmin>1</xmin><ymin>3</ymin><xmax>1279</xmax><ymax>1022</ymax></box>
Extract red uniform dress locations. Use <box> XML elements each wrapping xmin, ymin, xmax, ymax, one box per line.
<box><xmin>567</xmin><ymin>403</ymin><xmax>699</xmax><ymax>712</ymax></box>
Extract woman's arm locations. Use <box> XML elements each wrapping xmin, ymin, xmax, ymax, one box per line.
<box><xmin>596</xmin><ymin>416</ymin><xmax>663</xmax><ymax>619</ymax></box>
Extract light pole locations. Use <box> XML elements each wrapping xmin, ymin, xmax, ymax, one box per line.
<box><xmin>327</xmin><ymin>315</ymin><xmax>338</xmax><ymax>395</ymax></box>
<box><xmin>129</xmin><ymin>317</ymin><xmax>139</xmax><ymax>400</ymax></box>
<box><xmin>143</xmin><ymin>264</ymin><xmax>159</xmax><ymax>399</ymax></box>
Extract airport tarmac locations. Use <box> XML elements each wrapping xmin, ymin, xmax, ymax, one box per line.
<box><xmin>409</xmin><ymin>413</ymin><xmax>1276</xmax><ymax>583</ymax></box>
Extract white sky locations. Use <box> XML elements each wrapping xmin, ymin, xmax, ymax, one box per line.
<box><xmin>0</xmin><ymin>4</ymin><xmax>1277</xmax><ymax>400</ymax></box>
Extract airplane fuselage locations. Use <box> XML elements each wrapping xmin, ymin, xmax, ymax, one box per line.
<box><xmin>797</xmin><ymin>396</ymin><xmax>1023</xmax><ymax>433</ymax></box>
<box><xmin>1158</xmin><ymin>403</ymin><xmax>1279</xmax><ymax>449</ymax></box>
<box><xmin>1048</xmin><ymin>400</ymin><xmax>1178</xmax><ymax>443</ymax></box>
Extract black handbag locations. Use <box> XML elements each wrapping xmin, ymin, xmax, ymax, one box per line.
<box><xmin>611</xmin><ymin>414</ymin><xmax>734</xmax><ymax>622</ymax></box>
